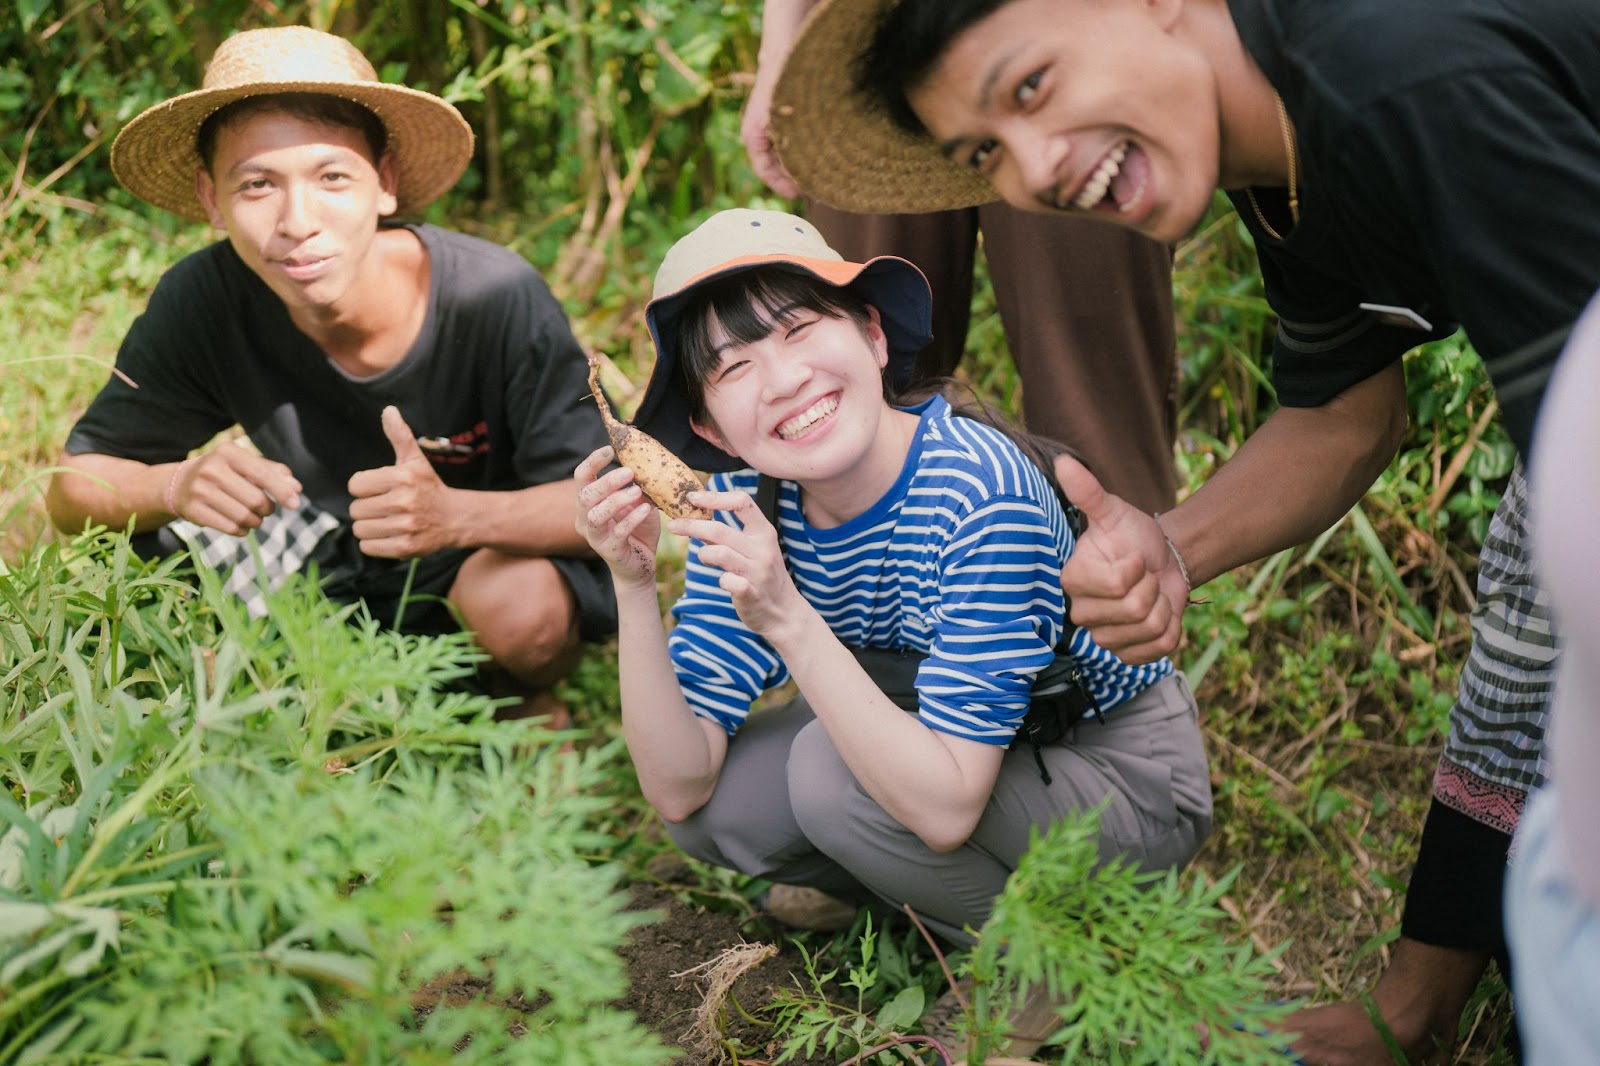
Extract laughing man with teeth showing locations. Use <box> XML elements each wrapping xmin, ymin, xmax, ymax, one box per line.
<box><xmin>767</xmin><ymin>0</ymin><xmax>1600</xmax><ymax>1063</ymax></box>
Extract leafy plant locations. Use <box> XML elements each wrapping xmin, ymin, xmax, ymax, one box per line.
<box><xmin>1</xmin><ymin>531</ymin><xmax>670</xmax><ymax>1065</ymax></box>
<box><xmin>964</xmin><ymin>808</ymin><xmax>1295</xmax><ymax>1066</ymax></box>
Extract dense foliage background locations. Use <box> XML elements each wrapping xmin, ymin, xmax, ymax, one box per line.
<box><xmin>2</xmin><ymin>2</ymin><xmax>1516</xmax><ymax>1062</ymax></box>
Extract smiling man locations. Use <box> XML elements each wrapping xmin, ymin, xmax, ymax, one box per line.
<box><xmin>765</xmin><ymin>0</ymin><xmax>1600</xmax><ymax>1063</ymax></box>
<box><xmin>47</xmin><ymin>26</ymin><xmax>616</xmax><ymax>724</ymax></box>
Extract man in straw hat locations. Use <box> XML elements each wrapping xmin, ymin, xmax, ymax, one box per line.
<box><xmin>47</xmin><ymin>25</ymin><xmax>616</xmax><ymax>725</ymax></box>
<box><xmin>764</xmin><ymin>0</ymin><xmax>1600</xmax><ymax>1062</ymax></box>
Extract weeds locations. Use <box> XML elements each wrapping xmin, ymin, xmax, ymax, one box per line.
<box><xmin>0</xmin><ymin>532</ymin><xmax>670</xmax><ymax>1064</ymax></box>
<box><xmin>1</xmin><ymin>6</ymin><xmax>1518</xmax><ymax>1050</ymax></box>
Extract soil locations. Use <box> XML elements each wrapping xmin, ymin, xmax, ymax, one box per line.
<box><xmin>413</xmin><ymin>877</ymin><xmax>850</xmax><ymax>1065</ymax></box>
<box><xmin>615</xmin><ymin>879</ymin><xmax>844</xmax><ymax>1066</ymax></box>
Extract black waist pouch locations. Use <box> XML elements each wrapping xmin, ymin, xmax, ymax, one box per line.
<box><xmin>846</xmin><ymin>644</ymin><xmax>1101</xmax><ymax>784</ymax></box>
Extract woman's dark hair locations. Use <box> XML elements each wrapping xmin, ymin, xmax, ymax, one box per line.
<box><xmin>674</xmin><ymin>266</ymin><xmax>1086</xmax><ymax>530</ymax></box>
<box><xmin>674</xmin><ymin>267</ymin><xmax>888</xmax><ymax>427</ymax></box>
<box><xmin>907</xmin><ymin>377</ymin><xmax>1088</xmax><ymax>536</ymax></box>
<box><xmin>858</xmin><ymin>0</ymin><xmax>1011</xmax><ymax>135</ymax></box>
<box><xmin>197</xmin><ymin>92</ymin><xmax>388</xmax><ymax>171</ymax></box>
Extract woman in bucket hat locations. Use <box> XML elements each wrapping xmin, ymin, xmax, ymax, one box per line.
<box><xmin>574</xmin><ymin>208</ymin><xmax>1213</xmax><ymax>1056</ymax></box>
<box><xmin>50</xmin><ymin>26</ymin><xmax>617</xmax><ymax>725</ymax></box>
<box><xmin>768</xmin><ymin>0</ymin><xmax>1600</xmax><ymax>1061</ymax></box>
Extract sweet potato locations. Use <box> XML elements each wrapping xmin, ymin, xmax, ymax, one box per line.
<box><xmin>587</xmin><ymin>354</ymin><xmax>713</xmax><ymax>520</ymax></box>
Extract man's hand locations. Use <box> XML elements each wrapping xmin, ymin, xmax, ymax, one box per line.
<box><xmin>741</xmin><ymin>58</ymin><xmax>801</xmax><ymax>198</ymax></box>
<box><xmin>1056</xmin><ymin>454</ymin><xmax>1189</xmax><ymax>664</ymax></box>
<box><xmin>347</xmin><ymin>406</ymin><xmax>458</xmax><ymax>558</ymax></box>
<box><xmin>171</xmin><ymin>441</ymin><xmax>302</xmax><ymax>535</ymax></box>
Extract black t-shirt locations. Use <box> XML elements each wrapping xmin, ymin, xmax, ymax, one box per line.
<box><xmin>67</xmin><ymin>222</ymin><xmax>608</xmax><ymax>518</ymax></box>
<box><xmin>1226</xmin><ymin>0</ymin><xmax>1600</xmax><ymax>456</ymax></box>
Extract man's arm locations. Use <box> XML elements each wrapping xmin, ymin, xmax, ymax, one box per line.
<box><xmin>48</xmin><ymin>443</ymin><xmax>303</xmax><ymax>537</ymax></box>
<box><xmin>48</xmin><ymin>452</ymin><xmax>185</xmax><ymax>533</ymax></box>
<box><xmin>1167</xmin><ymin>360</ymin><xmax>1408</xmax><ymax>586</ymax></box>
<box><xmin>1060</xmin><ymin>361</ymin><xmax>1408</xmax><ymax>661</ymax></box>
<box><xmin>742</xmin><ymin>0</ymin><xmax>815</xmax><ymax>197</ymax></box>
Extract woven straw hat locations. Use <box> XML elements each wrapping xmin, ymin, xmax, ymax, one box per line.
<box><xmin>111</xmin><ymin>26</ymin><xmax>474</xmax><ymax>222</ymax></box>
<box><xmin>633</xmin><ymin>208</ymin><xmax>933</xmax><ymax>473</ymax></box>
<box><xmin>769</xmin><ymin>0</ymin><xmax>998</xmax><ymax>214</ymax></box>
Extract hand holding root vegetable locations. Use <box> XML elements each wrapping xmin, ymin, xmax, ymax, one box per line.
<box><xmin>586</xmin><ymin>354</ymin><xmax>712</xmax><ymax>521</ymax></box>
<box><xmin>575</xmin><ymin>445</ymin><xmax>663</xmax><ymax>588</ymax></box>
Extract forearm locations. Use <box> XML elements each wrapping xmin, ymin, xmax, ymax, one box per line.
<box><xmin>758</xmin><ymin>0</ymin><xmax>813</xmax><ymax>66</ymax></box>
<box><xmin>615</xmin><ymin>580</ymin><xmax>728</xmax><ymax>821</ymax></box>
<box><xmin>445</xmin><ymin>478</ymin><xmax>595</xmax><ymax>557</ymax></box>
<box><xmin>1162</xmin><ymin>362</ymin><xmax>1408</xmax><ymax>587</ymax></box>
<box><xmin>771</xmin><ymin>610</ymin><xmax>996</xmax><ymax>851</ymax></box>
<box><xmin>47</xmin><ymin>452</ymin><xmax>180</xmax><ymax>533</ymax></box>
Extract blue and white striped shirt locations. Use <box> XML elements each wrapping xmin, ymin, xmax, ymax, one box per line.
<box><xmin>668</xmin><ymin>395</ymin><xmax>1173</xmax><ymax>744</ymax></box>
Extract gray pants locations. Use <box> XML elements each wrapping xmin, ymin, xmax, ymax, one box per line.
<box><xmin>665</xmin><ymin>674</ymin><xmax>1213</xmax><ymax>945</ymax></box>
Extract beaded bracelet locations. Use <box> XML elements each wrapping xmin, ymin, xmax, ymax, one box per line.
<box><xmin>1152</xmin><ymin>513</ymin><xmax>1193</xmax><ymax>596</ymax></box>
<box><xmin>163</xmin><ymin>458</ymin><xmax>195</xmax><ymax>518</ymax></box>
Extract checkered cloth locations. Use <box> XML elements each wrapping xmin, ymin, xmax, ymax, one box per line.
<box><xmin>168</xmin><ymin>503</ymin><xmax>342</xmax><ymax>619</ymax></box>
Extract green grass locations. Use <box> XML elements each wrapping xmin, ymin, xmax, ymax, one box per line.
<box><xmin>1</xmin><ymin>203</ymin><xmax>1515</xmax><ymax>1063</ymax></box>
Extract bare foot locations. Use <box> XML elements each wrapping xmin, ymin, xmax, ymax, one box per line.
<box><xmin>492</xmin><ymin>689</ymin><xmax>577</xmax><ymax>758</ymax></box>
<box><xmin>1278</xmin><ymin>939</ymin><xmax>1489</xmax><ymax>1065</ymax></box>
<box><xmin>1281</xmin><ymin>999</ymin><xmax>1442</xmax><ymax>1065</ymax></box>
<box><xmin>492</xmin><ymin>688</ymin><xmax>573</xmax><ymax>730</ymax></box>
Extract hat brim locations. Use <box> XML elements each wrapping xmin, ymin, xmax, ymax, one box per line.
<box><xmin>634</xmin><ymin>253</ymin><xmax>934</xmax><ymax>473</ymax></box>
<box><xmin>769</xmin><ymin>0</ymin><xmax>999</xmax><ymax>215</ymax></box>
<box><xmin>110</xmin><ymin>79</ymin><xmax>474</xmax><ymax>222</ymax></box>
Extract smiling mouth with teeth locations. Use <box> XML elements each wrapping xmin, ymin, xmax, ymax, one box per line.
<box><xmin>777</xmin><ymin>397</ymin><xmax>838</xmax><ymax>439</ymax></box>
<box><xmin>1069</xmin><ymin>141</ymin><xmax>1147</xmax><ymax>213</ymax></box>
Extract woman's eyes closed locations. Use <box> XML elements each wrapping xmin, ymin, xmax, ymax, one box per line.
<box><xmin>713</xmin><ymin>358</ymin><xmax>750</xmax><ymax>384</ymax></box>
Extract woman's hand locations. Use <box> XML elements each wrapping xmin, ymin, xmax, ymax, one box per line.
<box><xmin>670</xmin><ymin>488</ymin><xmax>807</xmax><ymax>642</ymax></box>
<box><xmin>574</xmin><ymin>446</ymin><xmax>661</xmax><ymax>590</ymax></box>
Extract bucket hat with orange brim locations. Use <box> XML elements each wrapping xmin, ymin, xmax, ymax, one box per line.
<box><xmin>634</xmin><ymin>208</ymin><xmax>933</xmax><ymax>473</ymax></box>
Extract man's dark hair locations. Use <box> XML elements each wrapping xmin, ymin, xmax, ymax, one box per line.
<box><xmin>196</xmin><ymin>92</ymin><xmax>388</xmax><ymax>171</ymax></box>
<box><xmin>859</xmin><ymin>0</ymin><xmax>1010</xmax><ymax>135</ymax></box>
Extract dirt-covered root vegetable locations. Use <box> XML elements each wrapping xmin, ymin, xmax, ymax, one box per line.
<box><xmin>586</xmin><ymin>354</ymin><xmax>713</xmax><ymax>521</ymax></box>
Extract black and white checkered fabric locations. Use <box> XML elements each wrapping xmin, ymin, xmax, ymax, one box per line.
<box><xmin>168</xmin><ymin>503</ymin><xmax>342</xmax><ymax>619</ymax></box>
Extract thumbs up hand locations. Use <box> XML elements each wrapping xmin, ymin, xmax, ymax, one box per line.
<box><xmin>1055</xmin><ymin>454</ymin><xmax>1189</xmax><ymax>664</ymax></box>
<box><xmin>382</xmin><ymin>404</ymin><xmax>427</xmax><ymax>466</ymax></box>
<box><xmin>348</xmin><ymin>406</ymin><xmax>457</xmax><ymax>558</ymax></box>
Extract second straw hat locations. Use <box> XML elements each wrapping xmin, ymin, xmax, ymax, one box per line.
<box><xmin>768</xmin><ymin>0</ymin><xmax>997</xmax><ymax>214</ymax></box>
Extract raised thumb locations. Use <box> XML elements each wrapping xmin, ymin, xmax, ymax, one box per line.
<box><xmin>382</xmin><ymin>405</ymin><xmax>424</xmax><ymax>464</ymax></box>
<box><xmin>1053</xmin><ymin>452</ymin><xmax>1121</xmax><ymax>526</ymax></box>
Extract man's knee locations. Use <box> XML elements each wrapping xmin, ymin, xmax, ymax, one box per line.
<box><xmin>449</xmin><ymin>550</ymin><xmax>579</xmax><ymax>680</ymax></box>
